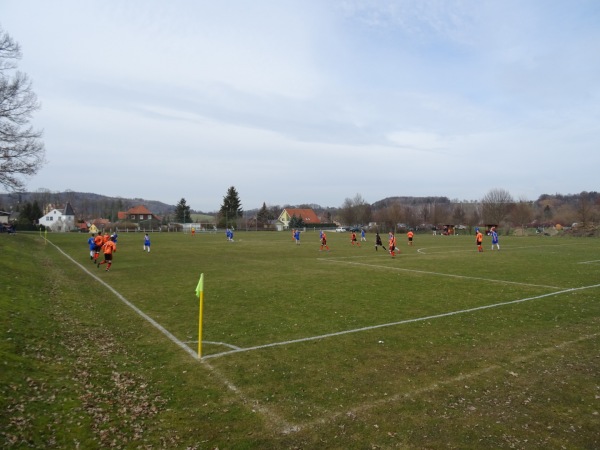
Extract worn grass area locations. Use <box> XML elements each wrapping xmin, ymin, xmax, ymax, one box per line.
<box><xmin>1</xmin><ymin>230</ymin><xmax>599</xmax><ymax>448</ymax></box>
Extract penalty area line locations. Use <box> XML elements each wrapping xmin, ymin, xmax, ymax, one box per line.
<box><xmin>201</xmin><ymin>282</ymin><xmax>600</xmax><ymax>360</ymax></box>
<box><xmin>319</xmin><ymin>258</ymin><xmax>563</xmax><ymax>290</ymax></box>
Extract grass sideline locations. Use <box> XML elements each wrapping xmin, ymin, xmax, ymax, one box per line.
<box><xmin>1</xmin><ymin>230</ymin><xmax>599</xmax><ymax>448</ymax></box>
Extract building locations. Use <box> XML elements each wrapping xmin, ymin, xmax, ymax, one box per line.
<box><xmin>0</xmin><ymin>211</ymin><xmax>10</xmax><ymax>225</ymax></box>
<box><xmin>277</xmin><ymin>208</ymin><xmax>321</xmax><ymax>230</ymax></box>
<box><xmin>117</xmin><ymin>205</ymin><xmax>161</xmax><ymax>224</ymax></box>
<box><xmin>39</xmin><ymin>202</ymin><xmax>76</xmax><ymax>232</ymax></box>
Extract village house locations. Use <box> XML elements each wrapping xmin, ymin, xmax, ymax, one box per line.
<box><xmin>38</xmin><ymin>202</ymin><xmax>76</xmax><ymax>232</ymax></box>
<box><xmin>0</xmin><ymin>210</ymin><xmax>10</xmax><ymax>225</ymax></box>
<box><xmin>277</xmin><ymin>208</ymin><xmax>320</xmax><ymax>230</ymax></box>
<box><xmin>117</xmin><ymin>205</ymin><xmax>161</xmax><ymax>224</ymax></box>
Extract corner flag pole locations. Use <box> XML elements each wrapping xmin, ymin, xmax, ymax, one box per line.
<box><xmin>195</xmin><ymin>273</ymin><xmax>204</xmax><ymax>359</ymax></box>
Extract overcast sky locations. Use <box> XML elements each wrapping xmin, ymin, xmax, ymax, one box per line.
<box><xmin>2</xmin><ymin>1</ymin><xmax>599</xmax><ymax>211</ymax></box>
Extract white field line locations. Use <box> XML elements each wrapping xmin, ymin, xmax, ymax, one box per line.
<box><xmin>46</xmin><ymin>239</ymin><xmax>600</xmax><ymax>435</ymax></box>
<box><xmin>48</xmin><ymin>239</ymin><xmax>293</xmax><ymax>432</ymax></box>
<box><xmin>578</xmin><ymin>260</ymin><xmax>600</xmax><ymax>264</ymax></box>
<box><xmin>47</xmin><ymin>240</ymin><xmax>199</xmax><ymax>359</ymax></box>
<box><xmin>319</xmin><ymin>258</ymin><xmax>563</xmax><ymax>290</ymax></box>
<box><xmin>416</xmin><ymin>242</ymin><xmax>577</xmax><ymax>255</ymax></box>
<box><xmin>287</xmin><ymin>332</ymin><xmax>600</xmax><ymax>434</ymax></box>
<box><xmin>201</xmin><ymin>282</ymin><xmax>600</xmax><ymax>360</ymax></box>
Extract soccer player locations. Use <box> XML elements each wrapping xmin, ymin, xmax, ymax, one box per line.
<box><xmin>476</xmin><ymin>228</ymin><xmax>483</xmax><ymax>252</ymax></box>
<box><xmin>351</xmin><ymin>231</ymin><xmax>360</xmax><ymax>246</ymax></box>
<box><xmin>319</xmin><ymin>231</ymin><xmax>330</xmax><ymax>252</ymax></box>
<box><xmin>491</xmin><ymin>227</ymin><xmax>500</xmax><ymax>251</ymax></box>
<box><xmin>361</xmin><ymin>229</ymin><xmax>366</xmax><ymax>242</ymax></box>
<box><xmin>143</xmin><ymin>233</ymin><xmax>151</xmax><ymax>252</ymax></box>
<box><xmin>389</xmin><ymin>232</ymin><xmax>397</xmax><ymax>258</ymax></box>
<box><xmin>407</xmin><ymin>230</ymin><xmax>414</xmax><ymax>246</ymax></box>
<box><xmin>294</xmin><ymin>229</ymin><xmax>301</xmax><ymax>245</ymax></box>
<box><xmin>93</xmin><ymin>233</ymin><xmax>104</xmax><ymax>263</ymax></box>
<box><xmin>88</xmin><ymin>234</ymin><xmax>96</xmax><ymax>260</ymax></box>
<box><xmin>374</xmin><ymin>232</ymin><xmax>386</xmax><ymax>251</ymax></box>
<box><xmin>97</xmin><ymin>238</ymin><xmax>116</xmax><ymax>271</ymax></box>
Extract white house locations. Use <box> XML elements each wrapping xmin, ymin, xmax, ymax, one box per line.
<box><xmin>39</xmin><ymin>202</ymin><xmax>76</xmax><ymax>232</ymax></box>
<box><xmin>0</xmin><ymin>211</ymin><xmax>10</xmax><ymax>225</ymax></box>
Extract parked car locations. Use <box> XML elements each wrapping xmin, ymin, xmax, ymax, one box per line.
<box><xmin>335</xmin><ymin>227</ymin><xmax>347</xmax><ymax>232</ymax></box>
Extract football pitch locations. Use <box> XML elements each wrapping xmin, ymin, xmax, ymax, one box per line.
<box><xmin>13</xmin><ymin>230</ymin><xmax>600</xmax><ymax>447</ymax></box>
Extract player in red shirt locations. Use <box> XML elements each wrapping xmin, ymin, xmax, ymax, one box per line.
<box><xmin>319</xmin><ymin>231</ymin><xmax>330</xmax><ymax>252</ymax></box>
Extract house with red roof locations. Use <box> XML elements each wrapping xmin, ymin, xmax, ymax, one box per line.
<box><xmin>117</xmin><ymin>205</ymin><xmax>161</xmax><ymax>223</ymax></box>
<box><xmin>278</xmin><ymin>208</ymin><xmax>320</xmax><ymax>229</ymax></box>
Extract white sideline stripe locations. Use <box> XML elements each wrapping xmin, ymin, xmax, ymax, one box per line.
<box><xmin>46</xmin><ymin>240</ymin><xmax>314</xmax><ymax>432</ymax></box>
<box><xmin>47</xmin><ymin>240</ymin><xmax>199</xmax><ymax>360</ymax></box>
<box><xmin>579</xmin><ymin>260</ymin><xmax>600</xmax><ymax>264</ymax></box>
<box><xmin>201</xmin><ymin>283</ymin><xmax>600</xmax><ymax>360</ymax></box>
<box><xmin>319</xmin><ymin>258</ymin><xmax>563</xmax><ymax>289</ymax></box>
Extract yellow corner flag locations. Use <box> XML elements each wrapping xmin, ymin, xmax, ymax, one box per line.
<box><xmin>195</xmin><ymin>273</ymin><xmax>204</xmax><ymax>298</ymax></box>
<box><xmin>196</xmin><ymin>273</ymin><xmax>204</xmax><ymax>359</ymax></box>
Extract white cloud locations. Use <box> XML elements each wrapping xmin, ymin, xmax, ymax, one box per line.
<box><xmin>2</xmin><ymin>0</ymin><xmax>599</xmax><ymax>210</ymax></box>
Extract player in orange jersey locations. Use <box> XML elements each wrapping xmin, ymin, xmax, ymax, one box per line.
<box><xmin>407</xmin><ymin>230</ymin><xmax>414</xmax><ymax>246</ymax></box>
<box><xmin>97</xmin><ymin>238</ymin><xmax>117</xmax><ymax>271</ymax></box>
<box><xmin>319</xmin><ymin>231</ymin><xmax>330</xmax><ymax>252</ymax></box>
<box><xmin>93</xmin><ymin>233</ymin><xmax>104</xmax><ymax>263</ymax></box>
<box><xmin>476</xmin><ymin>228</ymin><xmax>483</xmax><ymax>252</ymax></box>
<box><xmin>351</xmin><ymin>231</ymin><xmax>360</xmax><ymax>246</ymax></box>
<box><xmin>389</xmin><ymin>232</ymin><xmax>397</xmax><ymax>257</ymax></box>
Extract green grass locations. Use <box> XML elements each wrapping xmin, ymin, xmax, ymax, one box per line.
<box><xmin>1</xmin><ymin>230</ymin><xmax>599</xmax><ymax>448</ymax></box>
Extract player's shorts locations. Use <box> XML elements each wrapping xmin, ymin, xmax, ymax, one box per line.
<box><xmin>408</xmin><ymin>237</ymin><xmax>413</xmax><ymax>241</ymax></box>
<box><xmin>104</xmin><ymin>254</ymin><xmax>113</xmax><ymax>261</ymax></box>
<box><xmin>94</xmin><ymin>245</ymin><xmax>102</xmax><ymax>252</ymax></box>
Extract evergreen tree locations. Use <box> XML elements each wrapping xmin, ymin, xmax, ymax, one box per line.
<box><xmin>289</xmin><ymin>214</ymin><xmax>304</xmax><ymax>228</ymax></box>
<box><xmin>17</xmin><ymin>200</ymin><xmax>42</xmax><ymax>224</ymax></box>
<box><xmin>174</xmin><ymin>198</ymin><xmax>192</xmax><ymax>223</ymax></box>
<box><xmin>256</xmin><ymin>202</ymin><xmax>269</xmax><ymax>227</ymax></box>
<box><xmin>219</xmin><ymin>186</ymin><xmax>243</xmax><ymax>227</ymax></box>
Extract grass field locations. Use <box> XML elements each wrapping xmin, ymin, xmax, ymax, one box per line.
<box><xmin>1</xmin><ymin>230</ymin><xmax>599</xmax><ymax>448</ymax></box>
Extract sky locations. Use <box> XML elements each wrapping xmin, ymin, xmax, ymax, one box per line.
<box><xmin>2</xmin><ymin>1</ymin><xmax>599</xmax><ymax>212</ymax></box>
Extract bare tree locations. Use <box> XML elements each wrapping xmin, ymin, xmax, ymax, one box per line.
<box><xmin>575</xmin><ymin>191</ymin><xmax>597</xmax><ymax>228</ymax></box>
<box><xmin>0</xmin><ymin>27</ymin><xmax>45</xmax><ymax>191</ymax></box>
<box><xmin>452</xmin><ymin>203</ymin><xmax>467</xmax><ymax>225</ymax></box>
<box><xmin>340</xmin><ymin>193</ymin><xmax>371</xmax><ymax>226</ymax></box>
<box><xmin>481</xmin><ymin>188</ymin><xmax>514</xmax><ymax>225</ymax></box>
<box><xmin>510</xmin><ymin>198</ymin><xmax>534</xmax><ymax>229</ymax></box>
<box><xmin>339</xmin><ymin>197</ymin><xmax>355</xmax><ymax>226</ymax></box>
